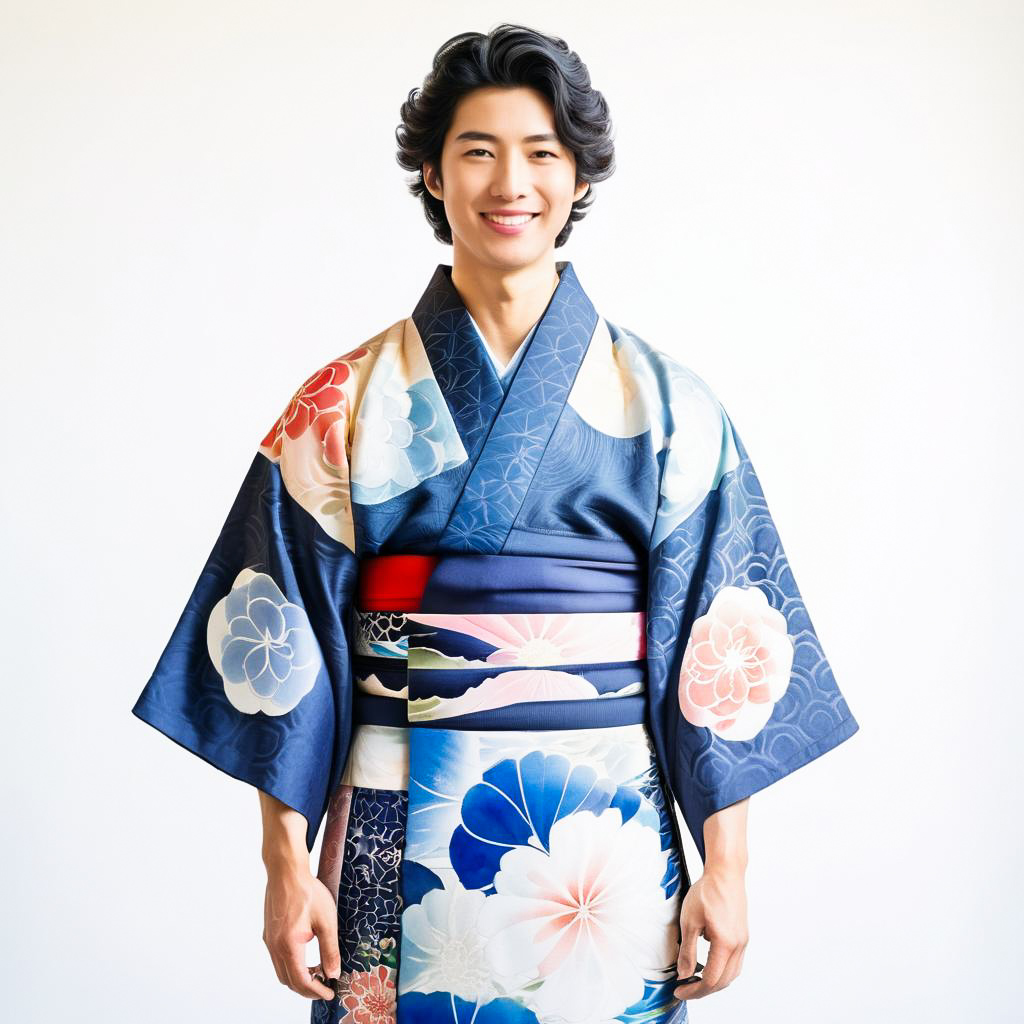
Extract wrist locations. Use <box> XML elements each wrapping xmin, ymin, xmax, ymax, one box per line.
<box><xmin>258</xmin><ymin>790</ymin><xmax>310</xmax><ymax>875</ymax></box>
<box><xmin>701</xmin><ymin>797</ymin><xmax>750</xmax><ymax>876</ymax></box>
<box><xmin>702</xmin><ymin>853</ymin><xmax>748</xmax><ymax>879</ymax></box>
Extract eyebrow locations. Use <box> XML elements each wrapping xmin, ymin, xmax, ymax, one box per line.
<box><xmin>453</xmin><ymin>131</ymin><xmax>561</xmax><ymax>144</ymax></box>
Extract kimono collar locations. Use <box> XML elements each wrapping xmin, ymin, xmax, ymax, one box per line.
<box><xmin>411</xmin><ymin>260</ymin><xmax>600</xmax><ymax>552</ymax></box>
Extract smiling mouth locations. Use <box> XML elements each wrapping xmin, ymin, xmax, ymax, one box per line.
<box><xmin>481</xmin><ymin>212</ymin><xmax>540</xmax><ymax>225</ymax></box>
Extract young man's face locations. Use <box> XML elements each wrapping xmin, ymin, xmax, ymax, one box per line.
<box><xmin>423</xmin><ymin>85</ymin><xmax>589</xmax><ymax>273</ymax></box>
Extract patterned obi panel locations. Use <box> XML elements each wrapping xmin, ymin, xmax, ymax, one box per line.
<box><xmin>342</xmin><ymin>553</ymin><xmax>648</xmax><ymax>792</ymax></box>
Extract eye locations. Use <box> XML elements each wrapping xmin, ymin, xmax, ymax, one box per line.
<box><xmin>464</xmin><ymin>148</ymin><xmax>558</xmax><ymax>159</ymax></box>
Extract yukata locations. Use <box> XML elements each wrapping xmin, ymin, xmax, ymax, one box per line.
<box><xmin>133</xmin><ymin>260</ymin><xmax>859</xmax><ymax>1024</ymax></box>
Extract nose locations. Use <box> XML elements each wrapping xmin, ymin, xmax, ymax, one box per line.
<box><xmin>490</xmin><ymin>151</ymin><xmax>531</xmax><ymax>200</ymax></box>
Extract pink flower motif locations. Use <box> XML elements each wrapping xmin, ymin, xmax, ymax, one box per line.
<box><xmin>405</xmin><ymin>612</ymin><xmax>645</xmax><ymax>666</ymax></box>
<box><xmin>677</xmin><ymin>585</ymin><xmax>794</xmax><ymax>741</ymax></box>
<box><xmin>338</xmin><ymin>963</ymin><xmax>396</xmax><ymax>1024</ymax></box>
<box><xmin>260</xmin><ymin>346</ymin><xmax>368</xmax><ymax>467</ymax></box>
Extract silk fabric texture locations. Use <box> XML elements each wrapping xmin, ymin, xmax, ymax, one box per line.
<box><xmin>133</xmin><ymin>261</ymin><xmax>859</xmax><ymax>1023</ymax></box>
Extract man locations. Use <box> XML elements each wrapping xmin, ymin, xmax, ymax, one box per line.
<box><xmin>134</xmin><ymin>24</ymin><xmax>858</xmax><ymax>1024</ymax></box>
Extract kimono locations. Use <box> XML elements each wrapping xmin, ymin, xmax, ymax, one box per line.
<box><xmin>132</xmin><ymin>260</ymin><xmax>859</xmax><ymax>1024</ymax></box>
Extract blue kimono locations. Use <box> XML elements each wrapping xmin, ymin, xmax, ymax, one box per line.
<box><xmin>132</xmin><ymin>260</ymin><xmax>859</xmax><ymax>1024</ymax></box>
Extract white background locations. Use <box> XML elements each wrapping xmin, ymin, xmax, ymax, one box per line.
<box><xmin>2</xmin><ymin>1</ymin><xmax>1021</xmax><ymax>1021</ymax></box>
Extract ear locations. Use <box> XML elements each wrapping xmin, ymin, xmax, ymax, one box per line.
<box><xmin>422</xmin><ymin>162</ymin><xmax>443</xmax><ymax>201</ymax></box>
<box><xmin>573</xmin><ymin>180</ymin><xmax>591</xmax><ymax>203</ymax></box>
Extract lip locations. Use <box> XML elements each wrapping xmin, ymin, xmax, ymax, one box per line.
<box><xmin>480</xmin><ymin>210</ymin><xmax>539</xmax><ymax>236</ymax></box>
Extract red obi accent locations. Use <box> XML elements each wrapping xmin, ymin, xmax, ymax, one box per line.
<box><xmin>356</xmin><ymin>554</ymin><xmax>440</xmax><ymax>611</ymax></box>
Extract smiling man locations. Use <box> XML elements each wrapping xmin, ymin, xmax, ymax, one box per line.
<box><xmin>132</xmin><ymin>22</ymin><xmax>859</xmax><ymax>1024</ymax></box>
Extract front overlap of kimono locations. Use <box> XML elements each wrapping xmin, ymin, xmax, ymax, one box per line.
<box><xmin>134</xmin><ymin>256</ymin><xmax>857</xmax><ymax>1024</ymax></box>
<box><xmin>318</xmin><ymin>550</ymin><xmax>689</xmax><ymax>1024</ymax></box>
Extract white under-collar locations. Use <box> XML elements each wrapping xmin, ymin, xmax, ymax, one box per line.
<box><xmin>466</xmin><ymin>312</ymin><xmax>540</xmax><ymax>379</ymax></box>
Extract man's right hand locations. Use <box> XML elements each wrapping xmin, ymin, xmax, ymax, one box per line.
<box><xmin>262</xmin><ymin>864</ymin><xmax>341</xmax><ymax>1001</ymax></box>
<box><xmin>258</xmin><ymin>789</ymin><xmax>340</xmax><ymax>1001</ymax></box>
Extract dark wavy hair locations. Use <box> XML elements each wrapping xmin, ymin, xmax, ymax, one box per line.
<box><xmin>395</xmin><ymin>24</ymin><xmax>615</xmax><ymax>248</ymax></box>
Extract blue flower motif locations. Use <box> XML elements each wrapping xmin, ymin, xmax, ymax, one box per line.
<box><xmin>617</xmin><ymin>975</ymin><xmax>689</xmax><ymax>1022</ymax></box>
<box><xmin>400</xmin><ymin>859</ymin><xmax>445</xmax><ymax>908</ymax></box>
<box><xmin>207</xmin><ymin>569</ymin><xmax>323</xmax><ymax>715</ymax></box>
<box><xmin>400</xmin><ymin>991</ymin><xmax>540</xmax><ymax>1023</ymax></box>
<box><xmin>449</xmin><ymin>750</ymin><xmax>644</xmax><ymax>891</ymax></box>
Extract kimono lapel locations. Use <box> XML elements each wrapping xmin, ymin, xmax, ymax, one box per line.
<box><xmin>412</xmin><ymin>260</ymin><xmax>599</xmax><ymax>553</ymax></box>
<box><xmin>411</xmin><ymin>263</ymin><xmax>507</xmax><ymax>461</ymax></box>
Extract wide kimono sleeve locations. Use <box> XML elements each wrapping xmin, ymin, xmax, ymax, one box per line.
<box><xmin>131</xmin><ymin>363</ymin><xmax>361</xmax><ymax>852</ymax></box>
<box><xmin>645</xmin><ymin>373</ymin><xmax>859</xmax><ymax>864</ymax></box>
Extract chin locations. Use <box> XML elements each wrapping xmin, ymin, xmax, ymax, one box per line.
<box><xmin>481</xmin><ymin>232</ymin><xmax>555</xmax><ymax>257</ymax></box>
<box><xmin>486</xmin><ymin>249</ymin><xmax>553</xmax><ymax>272</ymax></box>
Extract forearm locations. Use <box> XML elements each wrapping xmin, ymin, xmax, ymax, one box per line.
<box><xmin>258</xmin><ymin>790</ymin><xmax>311</xmax><ymax>875</ymax></box>
<box><xmin>702</xmin><ymin>797</ymin><xmax>750</xmax><ymax>874</ymax></box>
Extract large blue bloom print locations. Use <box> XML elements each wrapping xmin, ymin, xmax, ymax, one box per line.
<box><xmin>450</xmin><ymin>750</ymin><xmax>646</xmax><ymax>891</ymax></box>
<box><xmin>206</xmin><ymin>568</ymin><xmax>323</xmax><ymax>715</ymax></box>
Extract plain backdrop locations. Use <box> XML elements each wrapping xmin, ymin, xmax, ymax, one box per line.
<box><xmin>2</xmin><ymin>1</ymin><xmax>1021</xmax><ymax>1021</ymax></box>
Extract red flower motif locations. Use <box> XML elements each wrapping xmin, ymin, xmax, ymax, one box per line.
<box><xmin>339</xmin><ymin>963</ymin><xmax>396</xmax><ymax>1024</ymax></box>
<box><xmin>260</xmin><ymin>347</ymin><xmax>369</xmax><ymax>464</ymax></box>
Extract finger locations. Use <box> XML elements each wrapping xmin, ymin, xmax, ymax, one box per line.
<box><xmin>673</xmin><ymin>926</ymin><xmax>705</xmax><ymax>1001</ymax></box>
<box><xmin>263</xmin><ymin>929</ymin><xmax>290</xmax><ymax>988</ymax></box>
<box><xmin>702</xmin><ymin>930</ymin><xmax>735</xmax><ymax>987</ymax></box>
<box><xmin>267</xmin><ymin>946</ymin><xmax>290</xmax><ymax>988</ymax></box>
<box><xmin>307</xmin><ymin>964</ymin><xmax>339</xmax><ymax>1003</ymax></box>
<box><xmin>732</xmin><ymin>944</ymin><xmax>747</xmax><ymax>980</ymax></box>
<box><xmin>675</xmin><ymin>932</ymin><xmax>734</xmax><ymax>1000</ymax></box>
<box><xmin>283</xmin><ymin>944</ymin><xmax>336</xmax><ymax>1001</ymax></box>
<box><xmin>312</xmin><ymin>904</ymin><xmax>342</xmax><ymax>982</ymax></box>
<box><xmin>676</xmin><ymin>916</ymin><xmax>702</xmax><ymax>978</ymax></box>
<box><xmin>714</xmin><ymin>936</ymin><xmax>746</xmax><ymax>991</ymax></box>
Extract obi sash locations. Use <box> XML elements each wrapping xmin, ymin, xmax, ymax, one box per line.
<box><xmin>344</xmin><ymin>553</ymin><xmax>649</xmax><ymax>790</ymax></box>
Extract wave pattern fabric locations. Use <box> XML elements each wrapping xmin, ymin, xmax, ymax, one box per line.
<box><xmin>132</xmin><ymin>260</ymin><xmax>860</xmax><ymax>1024</ymax></box>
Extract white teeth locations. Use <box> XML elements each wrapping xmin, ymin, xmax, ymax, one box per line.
<box><xmin>484</xmin><ymin>212</ymin><xmax>535</xmax><ymax>225</ymax></box>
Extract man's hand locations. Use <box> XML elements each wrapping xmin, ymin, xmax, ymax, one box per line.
<box><xmin>673</xmin><ymin>798</ymin><xmax>750</xmax><ymax>1001</ymax></box>
<box><xmin>257</xmin><ymin>789</ymin><xmax>339</xmax><ymax>1001</ymax></box>
<box><xmin>262</xmin><ymin>865</ymin><xmax>340</xmax><ymax>1000</ymax></box>
<box><xmin>673</xmin><ymin>865</ymin><xmax>749</xmax><ymax>999</ymax></box>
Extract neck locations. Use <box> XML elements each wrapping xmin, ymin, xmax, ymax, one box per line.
<box><xmin>449</xmin><ymin>250</ymin><xmax>562</xmax><ymax>365</ymax></box>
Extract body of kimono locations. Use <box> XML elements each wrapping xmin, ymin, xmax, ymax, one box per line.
<box><xmin>133</xmin><ymin>261</ymin><xmax>859</xmax><ymax>1024</ymax></box>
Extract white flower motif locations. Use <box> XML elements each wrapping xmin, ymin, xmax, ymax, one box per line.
<box><xmin>398</xmin><ymin>882</ymin><xmax>499</xmax><ymax>1003</ymax></box>
<box><xmin>475</xmin><ymin>808</ymin><xmax>679</xmax><ymax>1022</ymax></box>
<box><xmin>206</xmin><ymin>568</ymin><xmax>323</xmax><ymax>715</ymax></box>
